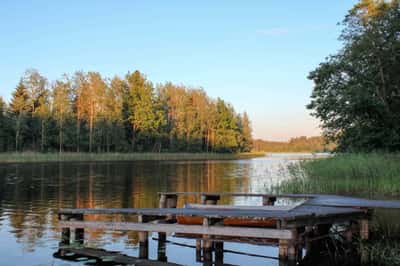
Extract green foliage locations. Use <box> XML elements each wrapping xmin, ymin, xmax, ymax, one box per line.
<box><xmin>253</xmin><ymin>136</ymin><xmax>334</xmax><ymax>152</ymax></box>
<box><xmin>1</xmin><ymin>69</ymin><xmax>252</xmax><ymax>153</ymax></box>
<box><xmin>278</xmin><ymin>153</ymin><xmax>400</xmax><ymax>196</ymax></box>
<box><xmin>308</xmin><ymin>0</ymin><xmax>400</xmax><ymax>152</ymax></box>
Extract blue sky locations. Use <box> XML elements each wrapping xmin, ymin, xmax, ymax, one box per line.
<box><xmin>0</xmin><ymin>1</ymin><xmax>357</xmax><ymax>141</ymax></box>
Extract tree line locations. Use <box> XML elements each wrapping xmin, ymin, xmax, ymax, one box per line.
<box><xmin>252</xmin><ymin>136</ymin><xmax>334</xmax><ymax>153</ymax></box>
<box><xmin>0</xmin><ymin>69</ymin><xmax>252</xmax><ymax>153</ymax></box>
<box><xmin>308</xmin><ymin>0</ymin><xmax>400</xmax><ymax>152</ymax></box>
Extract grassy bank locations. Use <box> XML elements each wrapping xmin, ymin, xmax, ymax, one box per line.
<box><xmin>0</xmin><ymin>152</ymin><xmax>265</xmax><ymax>163</ymax></box>
<box><xmin>279</xmin><ymin>153</ymin><xmax>400</xmax><ymax>196</ymax></box>
<box><xmin>278</xmin><ymin>153</ymin><xmax>400</xmax><ymax>265</ymax></box>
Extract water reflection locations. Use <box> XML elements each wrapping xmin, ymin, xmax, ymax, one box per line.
<box><xmin>0</xmin><ymin>157</ymin><xmax>298</xmax><ymax>265</ymax></box>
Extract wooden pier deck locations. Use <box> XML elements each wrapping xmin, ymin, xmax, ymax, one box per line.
<box><xmin>57</xmin><ymin>192</ymin><xmax>400</xmax><ymax>265</ymax></box>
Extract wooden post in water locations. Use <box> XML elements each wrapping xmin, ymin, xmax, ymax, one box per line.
<box><xmin>138</xmin><ymin>215</ymin><xmax>149</xmax><ymax>259</ymax></box>
<box><xmin>72</xmin><ymin>214</ymin><xmax>84</xmax><ymax>245</ymax></box>
<box><xmin>202</xmin><ymin>218</ymin><xmax>213</xmax><ymax>266</ymax></box>
<box><xmin>157</xmin><ymin>232</ymin><xmax>168</xmax><ymax>262</ymax></box>
<box><xmin>359</xmin><ymin>219</ymin><xmax>370</xmax><ymax>264</ymax></box>
<box><xmin>59</xmin><ymin>214</ymin><xmax>71</xmax><ymax>246</ymax></box>
<box><xmin>201</xmin><ymin>194</ymin><xmax>220</xmax><ymax>205</ymax></box>
<box><xmin>215</xmin><ymin>241</ymin><xmax>224</xmax><ymax>266</ymax></box>
<box><xmin>263</xmin><ymin>196</ymin><xmax>277</xmax><ymax>206</ymax></box>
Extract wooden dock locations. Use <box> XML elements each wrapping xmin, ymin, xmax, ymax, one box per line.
<box><xmin>57</xmin><ymin>192</ymin><xmax>400</xmax><ymax>265</ymax></box>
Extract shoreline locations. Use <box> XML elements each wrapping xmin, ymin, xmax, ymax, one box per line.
<box><xmin>0</xmin><ymin>152</ymin><xmax>266</xmax><ymax>163</ymax></box>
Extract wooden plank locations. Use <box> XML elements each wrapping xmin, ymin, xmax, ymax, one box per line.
<box><xmin>158</xmin><ymin>192</ymin><xmax>313</xmax><ymax>199</ymax></box>
<box><xmin>306</xmin><ymin>194</ymin><xmax>400</xmax><ymax>209</ymax></box>
<box><xmin>59</xmin><ymin>220</ymin><xmax>295</xmax><ymax>239</ymax></box>
<box><xmin>158</xmin><ymin>192</ymin><xmax>400</xmax><ymax>209</ymax></box>
<box><xmin>58</xmin><ymin>205</ymin><xmax>366</xmax><ymax>220</ymax></box>
<box><xmin>55</xmin><ymin>247</ymin><xmax>181</xmax><ymax>266</ymax></box>
<box><xmin>185</xmin><ymin>203</ymin><xmax>295</xmax><ymax>211</ymax></box>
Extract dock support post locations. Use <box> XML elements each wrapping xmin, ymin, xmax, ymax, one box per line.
<box><xmin>160</xmin><ymin>193</ymin><xmax>178</xmax><ymax>221</ymax></box>
<box><xmin>201</xmin><ymin>194</ymin><xmax>220</xmax><ymax>205</ymax></box>
<box><xmin>359</xmin><ymin>219</ymin><xmax>370</xmax><ymax>264</ymax></box>
<box><xmin>263</xmin><ymin>196</ymin><xmax>277</xmax><ymax>206</ymax></box>
<box><xmin>279</xmin><ymin>229</ymin><xmax>300</xmax><ymax>265</ymax></box>
<box><xmin>72</xmin><ymin>214</ymin><xmax>84</xmax><ymax>245</ymax></box>
<box><xmin>59</xmin><ymin>214</ymin><xmax>71</xmax><ymax>246</ymax></box>
<box><xmin>157</xmin><ymin>232</ymin><xmax>167</xmax><ymax>262</ymax></box>
<box><xmin>215</xmin><ymin>241</ymin><xmax>224</xmax><ymax>266</ymax></box>
<box><xmin>279</xmin><ymin>239</ymin><xmax>289</xmax><ymax>260</ymax></box>
<box><xmin>138</xmin><ymin>215</ymin><xmax>149</xmax><ymax>259</ymax></box>
<box><xmin>196</xmin><ymin>239</ymin><xmax>202</xmax><ymax>262</ymax></box>
<box><xmin>202</xmin><ymin>217</ymin><xmax>213</xmax><ymax>266</ymax></box>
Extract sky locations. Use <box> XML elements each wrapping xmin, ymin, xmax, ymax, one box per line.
<box><xmin>0</xmin><ymin>0</ymin><xmax>358</xmax><ymax>141</ymax></box>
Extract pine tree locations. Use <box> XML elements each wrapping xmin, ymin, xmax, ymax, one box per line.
<box><xmin>9</xmin><ymin>81</ymin><xmax>30</xmax><ymax>151</ymax></box>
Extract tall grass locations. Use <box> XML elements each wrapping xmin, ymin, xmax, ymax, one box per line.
<box><xmin>279</xmin><ymin>153</ymin><xmax>400</xmax><ymax>196</ymax></box>
<box><xmin>0</xmin><ymin>152</ymin><xmax>265</xmax><ymax>163</ymax></box>
<box><xmin>278</xmin><ymin>153</ymin><xmax>400</xmax><ymax>265</ymax></box>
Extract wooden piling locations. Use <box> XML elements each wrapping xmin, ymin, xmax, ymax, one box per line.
<box><xmin>215</xmin><ymin>241</ymin><xmax>224</xmax><ymax>266</ymax></box>
<box><xmin>201</xmin><ymin>194</ymin><xmax>220</xmax><ymax>205</ymax></box>
<box><xmin>263</xmin><ymin>196</ymin><xmax>277</xmax><ymax>206</ymax></box>
<box><xmin>157</xmin><ymin>232</ymin><xmax>168</xmax><ymax>262</ymax></box>
<box><xmin>138</xmin><ymin>215</ymin><xmax>149</xmax><ymax>259</ymax></box>
<box><xmin>195</xmin><ymin>239</ymin><xmax>202</xmax><ymax>262</ymax></box>
<box><xmin>59</xmin><ymin>214</ymin><xmax>71</xmax><ymax>246</ymax></box>
<box><xmin>71</xmin><ymin>214</ymin><xmax>84</xmax><ymax>245</ymax></box>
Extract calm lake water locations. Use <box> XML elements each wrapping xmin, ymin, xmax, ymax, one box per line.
<box><xmin>0</xmin><ymin>153</ymin><xmax>395</xmax><ymax>266</ymax></box>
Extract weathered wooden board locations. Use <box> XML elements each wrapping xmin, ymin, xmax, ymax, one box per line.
<box><xmin>55</xmin><ymin>247</ymin><xmax>181</xmax><ymax>266</ymax></box>
<box><xmin>159</xmin><ymin>192</ymin><xmax>400</xmax><ymax>209</ymax></box>
<box><xmin>58</xmin><ymin>220</ymin><xmax>295</xmax><ymax>239</ymax></box>
<box><xmin>184</xmin><ymin>203</ymin><xmax>295</xmax><ymax>211</ymax></box>
<box><xmin>58</xmin><ymin>205</ymin><xmax>366</xmax><ymax>220</ymax></box>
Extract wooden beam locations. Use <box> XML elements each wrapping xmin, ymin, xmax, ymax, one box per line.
<box><xmin>59</xmin><ymin>220</ymin><xmax>294</xmax><ymax>239</ymax></box>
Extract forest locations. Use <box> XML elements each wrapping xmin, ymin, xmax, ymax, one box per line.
<box><xmin>0</xmin><ymin>69</ymin><xmax>252</xmax><ymax>153</ymax></box>
<box><xmin>252</xmin><ymin>136</ymin><xmax>334</xmax><ymax>153</ymax></box>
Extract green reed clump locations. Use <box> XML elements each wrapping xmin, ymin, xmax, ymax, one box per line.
<box><xmin>0</xmin><ymin>152</ymin><xmax>265</xmax><ymax>163</ymax></box>
<box><xmin>278</xmin><ymin>154</ymin><xmax>400</xmax><ymax>266</ymax></box>
<box><xmin>279</xmin><ymin>153</ymin><xmax>400</xmax><ymax>196</ymax></box>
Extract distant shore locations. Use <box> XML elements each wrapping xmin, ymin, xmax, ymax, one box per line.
<box><xmin>0</xmin><ymin>152</ymin><xmax>266</xmax><ymax>163</ymax></box>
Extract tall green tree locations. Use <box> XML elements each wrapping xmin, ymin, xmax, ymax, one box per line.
<box><xmin>308</xmin><ymin>0</ymin><xmax>400</xmax><ymax>152</ymax></box>
<box><xmin>0</xmin><ymin>97</ymin><xmax>8</xmax><ymax>151</ymax></box>
<box><xmin>22</xmin><ymin>69</ymin><xmax>48</xmax><ymax>150</ymax></box>
<box><xmin>238</xmin><ymin>112</ymin><xmax>252</xmax><ymax>152</ymax></box>
<box><xmin>126</xmin><ymin>71</ymin><xmax>165</xmax><ymax>151</ymax></box>
<box><xmin>52</xmin><ymin>77</ymin><xmax>71</xmax><ymax>153</ymax></box>
<box><xmin>9</xmin><ymin>81</ymin><xmax>30</xmax><ymax>151</ymax></box>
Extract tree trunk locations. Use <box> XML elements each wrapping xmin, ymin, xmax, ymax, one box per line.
<box><xmin>15</xmin><ymin>114</ymin><xmax>21</xmax><ymax>152</ymax></box>
<box><xmin>76</xmin><ymin>118</ymin><xmax>80</xmax><ymax>153</ymax></box>
<box><xmin>131</xmin><ymin>125</ymin><xmax>135</xmax><ymax>152</ymax></box>
<box><xmin>41</xmin><ymin>119</ymin><xmax>45</xmax><ymax>152</ymax></box>
<box><xmin>89</xmin><ymin>116</ymin><xmax>93</xmax><ymax>153</ymax></box>
<box><xmin>59</xmin><ymin>121</ymin><xmax>63</xmax><ymax>153</ymax></box>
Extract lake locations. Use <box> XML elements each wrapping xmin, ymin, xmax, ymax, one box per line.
<box><xmin>0</xmin><ymin>153</ymin><xmax>393</xmax><ymax>266</ymax></box>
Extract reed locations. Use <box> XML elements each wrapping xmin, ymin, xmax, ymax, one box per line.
<box><xmin>278</xmin><ymin>153</ymin><xmax>400</xmax><ymax>196</ymax></box>
<box><xmin>278</xmin><ymin>153</ymin><xmax>400</xmax><ymax>266</ymax></box>
<box><xmin>0</xmin><ymin>152</ymin><xmax>265</xmax><ymax>163</ymax></box>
